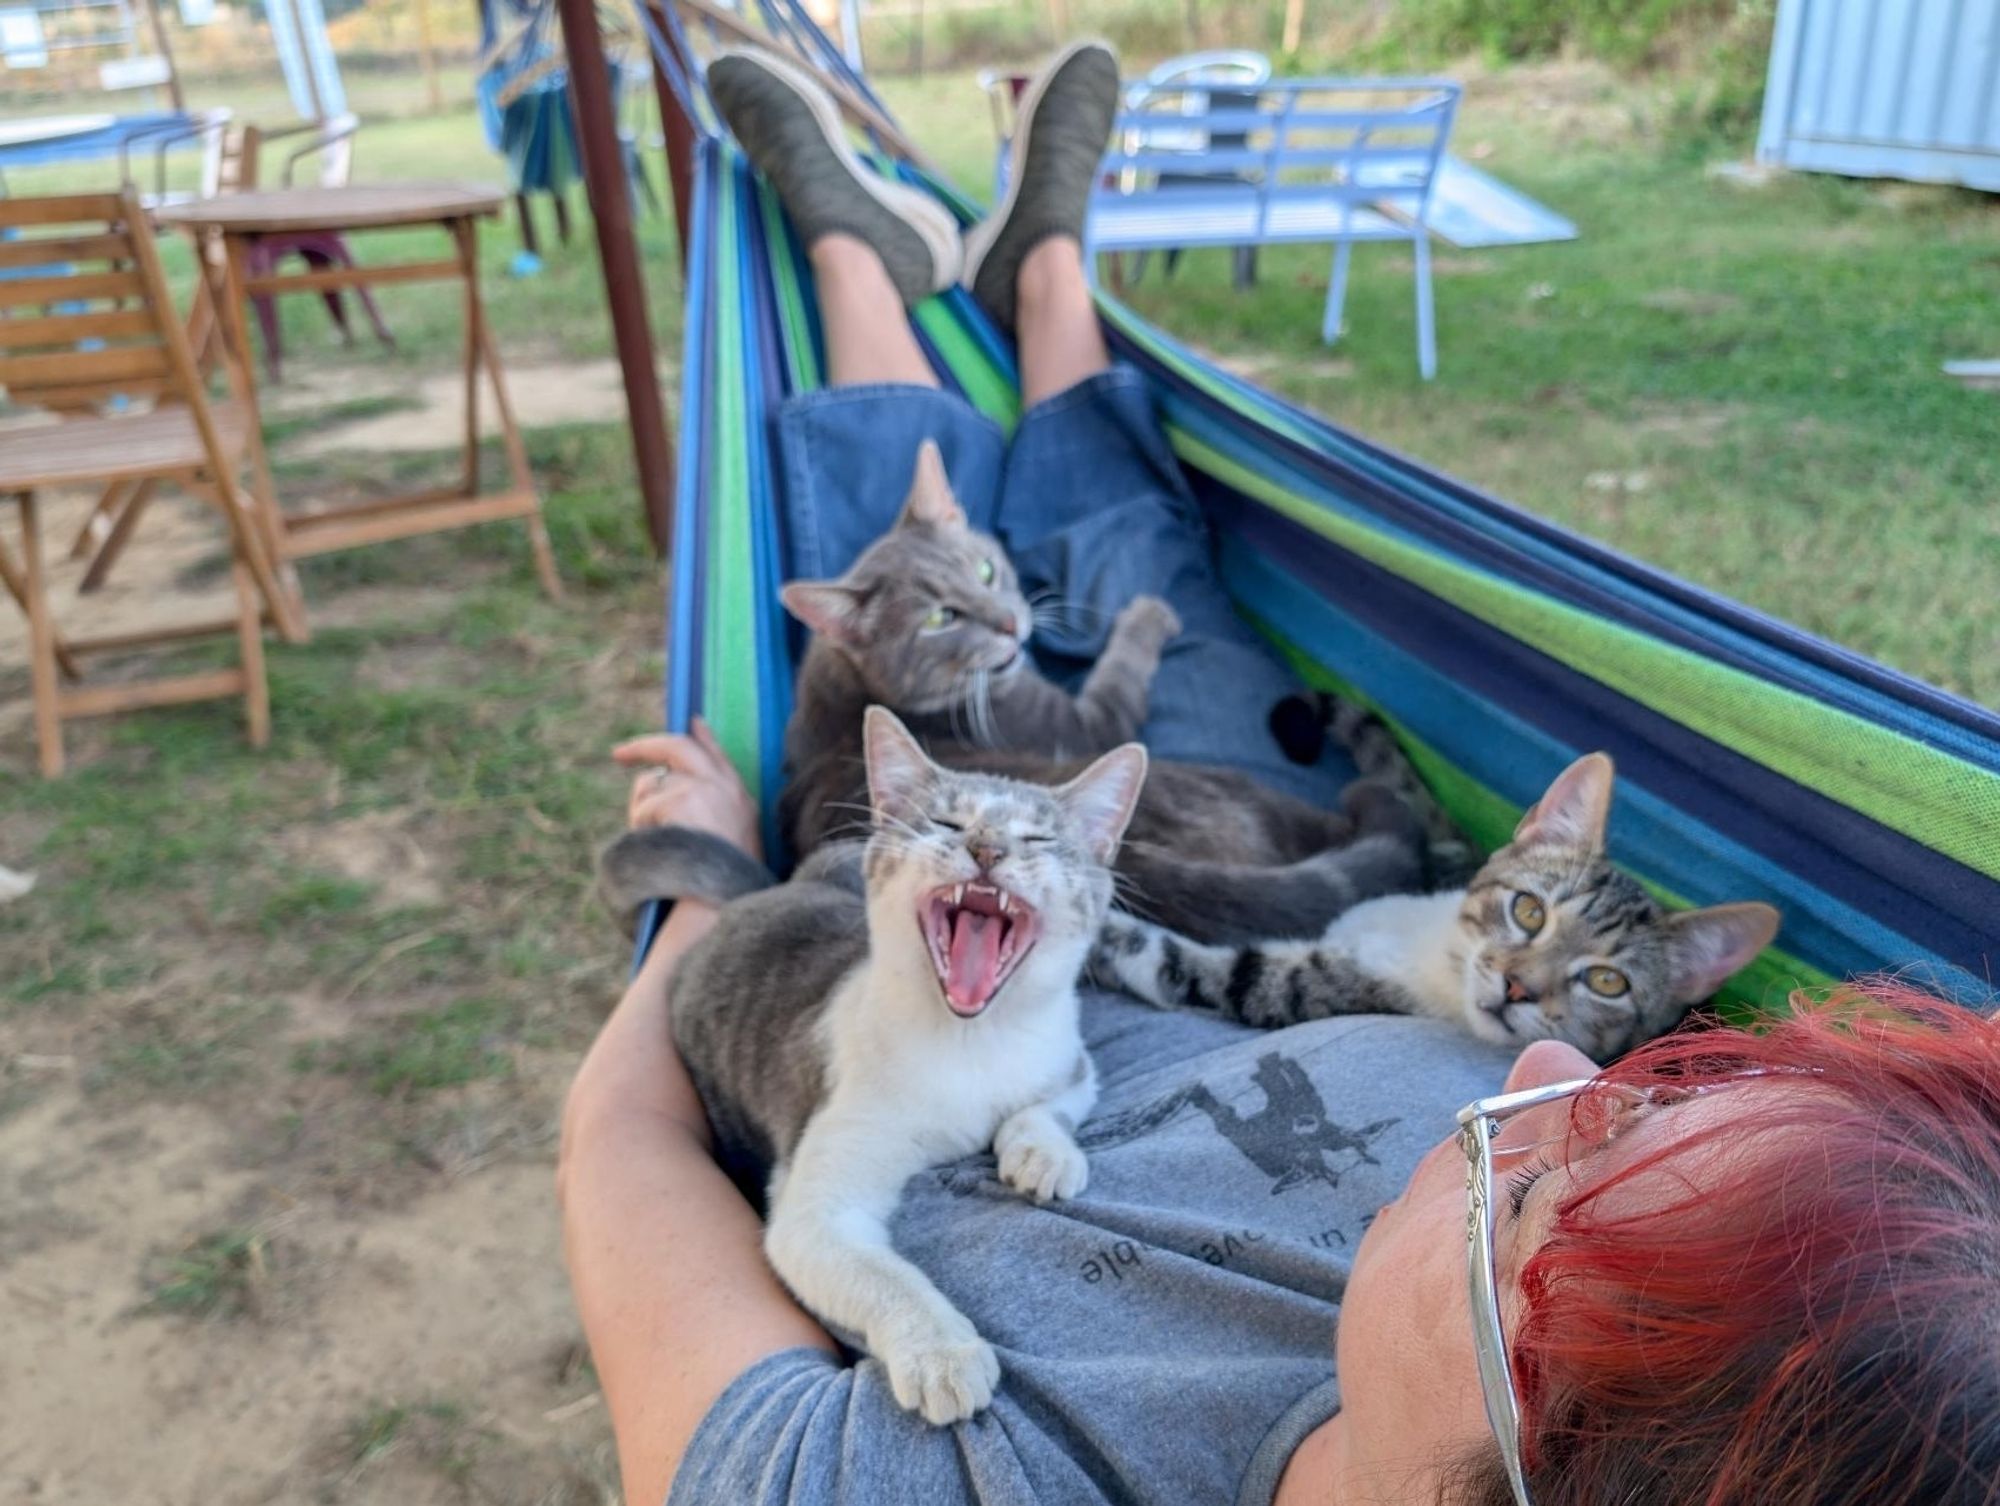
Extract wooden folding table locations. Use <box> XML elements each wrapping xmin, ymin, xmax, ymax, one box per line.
<box><xmin>154</xmin><ymin>183</ymin><xmax>560</xmax><ymax>600</ymax></box>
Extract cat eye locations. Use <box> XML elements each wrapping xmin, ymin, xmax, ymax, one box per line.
<box><xmin>1021</xmin><ymin>832</ymin><xmax>1055</xmax><ymax>844</ymax></box>
<box><xmin>1583</xmin><ymin>966</ymin><xmax>1630</xmax><ymax>997</ymax></box>
<box><xmin>1509</xmin><ymin>892</ymin><xmax>1546</xmax><ymax>935</ymax></box>
<box><xmin>921</xmin><ymin>605</ymin><xmax>958</xmax><ymax>631</ymax></box>
<box><xmin>932</xmin><ymin>817</ymin><xmax>966</xmax><ymax>832</ymax></box>
<box><xmin>976</xmin><ymin>558</ymin><xmax>996</xmax><ymax>585</ymax></box>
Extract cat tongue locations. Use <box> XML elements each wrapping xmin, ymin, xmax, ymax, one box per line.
<box><xmin>945</xmin><ymin>909</ymin><xmax>1005</xmax><ymax>1015</ymax></box>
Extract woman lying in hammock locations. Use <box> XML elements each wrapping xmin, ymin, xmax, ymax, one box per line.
<box><xmin>559</xmin><ymin>41</ymin><xmax>2000</xmax><ymax>1506</ymax></box>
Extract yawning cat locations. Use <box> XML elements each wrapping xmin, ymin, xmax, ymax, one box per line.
<box><xmin>666</xmin><ymin>706</ymin><xmax>1147</xmax><ymax>1423</ymax></box>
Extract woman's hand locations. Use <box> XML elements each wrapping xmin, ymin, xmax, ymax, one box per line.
<box><xmin>614</xmin><ymin>717</ymin><xmax>762</xmax><ymax>859</ymax></box>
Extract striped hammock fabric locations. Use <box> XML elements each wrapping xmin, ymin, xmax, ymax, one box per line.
<box><xmin>650</xmin><ymin>3</ymin><xmax>1999</xmax><ymax>1011</ymax></box>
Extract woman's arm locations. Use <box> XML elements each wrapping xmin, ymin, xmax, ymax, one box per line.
<box><xmin>559</xmin><ymin>726</ymin><xmax>835</xmax><ymax>1506</ymax></box>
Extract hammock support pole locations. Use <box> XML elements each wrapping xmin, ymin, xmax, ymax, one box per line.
<box><xmin>556</xmin><ymin>0</ymin><xmax>677</xmax><ymax>553</ymax></box>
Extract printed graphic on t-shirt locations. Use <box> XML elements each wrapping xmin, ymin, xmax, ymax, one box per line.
<box><xmin>935</xmin><ymin>1049</ymin><xmax>1400</xmax><ymax>1198</ymax></box>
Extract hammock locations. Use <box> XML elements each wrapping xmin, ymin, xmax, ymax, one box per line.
<box><xmin>641</xmin><ymin>0</ymin><xmax>2000</xmax><ymax>1011</ymax></box>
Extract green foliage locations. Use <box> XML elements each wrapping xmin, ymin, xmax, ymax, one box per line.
<box><xmin>1397</xmin><ymin>0</ymin><xmax>1778</xmax><ymax>137</ymax></box>
<box><xmin>144</xmin><ymin>1227</ymin><xmax>270</xmax><ymax>1319</ymax></box>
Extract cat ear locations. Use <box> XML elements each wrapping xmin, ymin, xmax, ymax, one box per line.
<box><xmin>781</xmin><ymin>580</ymin><xmax>864</xmax><ymax>647</ymax></box>
<box><xmin>1514</xmin><ymin>752</ymin><xmax>1615</xmax><ymax>850</ymax></box>
<box><xmin>1663</xmin><ymin>902</ymin><xmax>1780</xmax><ymax>1002</ymax></box>
<box><xmin>895</xmin><ymin>440</ymin><xmax>965</xmax><ymax>531</ymax></box>
<box><xmin>863</xmin><ymin>705</ymin><xmax>937</xmax><ymax>824</ymax></box>
<box><xmin>1057</xmin><ymin>743</ymin><xmax>1149</xmax><ymax>864</ymax></box>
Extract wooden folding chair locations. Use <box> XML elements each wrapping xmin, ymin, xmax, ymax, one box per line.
<box><xmin>0</xmin><ymin>189</ymin><xmax>305</xmax><ymax>776</ymax></box>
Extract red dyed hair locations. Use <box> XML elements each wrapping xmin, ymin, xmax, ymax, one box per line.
<box><xmin>1456</xmin><ymin>983</ymin><xmax>2000</xmax><ymax>1506</ymax></box>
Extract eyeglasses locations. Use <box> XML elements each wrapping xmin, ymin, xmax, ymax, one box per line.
<box><xmin>1455</xmin><ymin>1078</ymin><xmax>1672</xmax><ymax>1506</ymax></box>
<box><xmin>1457</xmin><ymin>1069</ymin><xmax>1816</xmax><ymax>1502</ymax></box>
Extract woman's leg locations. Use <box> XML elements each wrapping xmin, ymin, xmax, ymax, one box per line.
<box><xmin>1015</xmin><ymin>236</ymin><xmax>1110</xmax><ymax>408</ymax></box>
<box><xmin>812</xmin><ymin>234</ymin><xmax>940</xmax><ymax>391</ymax></box>
<box><xmin>710</xmin><ymin>47</ymin><xmax>1005</xmax><ymax>580</ymax></box>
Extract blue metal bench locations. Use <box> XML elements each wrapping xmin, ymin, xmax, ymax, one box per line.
<box><xmin>1086</xmin><ymin>77</ymin><xmax>1462</xmax><ymax>379</ymax></box>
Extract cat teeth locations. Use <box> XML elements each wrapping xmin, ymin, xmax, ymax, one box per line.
<box><xmin>997</xmin><ymin>891</ymin><xmax>1012</xmax><ymax>914</ymax></box>
<box><xmin>952</xmin><ymin>884</ymin><xmax>966</xmax><ymax>907</ymax></box>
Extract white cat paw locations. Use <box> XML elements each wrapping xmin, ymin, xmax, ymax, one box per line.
<box><xmin>998</xmin><ymin>1124</ymin><xmax>1089</xmax><ymax>1203</ymax></box>
<box><xmin>880</xmin><ymin>1318</ymin><xmax>1000</xmax><ymax>1425</ymax></box>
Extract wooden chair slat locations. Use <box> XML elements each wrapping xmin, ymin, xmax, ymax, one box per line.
<box><xmin>0</xmin><ymin>233</ymin><xmax>134</xmax><ymax>271</ymax></box>
<box><xmin>5</xmin><ymin>375</ymin><xmax>177</xmax><ymax>410</ymax></box>
<box><xmin>0</xmin><ymin>192</ymin><xmax>130</xmax><ymax>229</ymax></box>
<box><xmin>0</xmin><ymin>268</ymin><xmax>148</xmax><ymax>311</ymax></box>
<box><xmin>0</xmin><ymin>344</ymin><xmax>170</xmax><ymax>392</ymax></box>
<box><xmin>0</xmin><ymin>308</ymin><xmax>159</xmax><ymax>349</ymax></box>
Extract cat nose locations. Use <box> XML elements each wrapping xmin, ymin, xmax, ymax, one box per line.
<box><xmin>1504</xmin><ymin>975</ymin><xmax>1539</xmax><ymax>1005</ymax></box>
<box><xmin>968</xmin><ymin>837</ymin><xmax>1008</xmax><ymax>871</ymax></box>
<box><xmin>997</xmin><ymin>613</ymin><xmax>1018</xmax><ymax>637</ymax></box>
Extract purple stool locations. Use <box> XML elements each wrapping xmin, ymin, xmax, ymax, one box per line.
<box><xmin>246</xmin><ymin>230</ymin><xmax>395</xmax><ymax>381</ymax></box>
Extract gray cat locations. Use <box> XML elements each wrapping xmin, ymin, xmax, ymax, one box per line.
<box><xmin>667</xmin><ymin>706</ymin><xmax>1146</xmax><ymax>1424</ymax></box>
<box><xmin>1089</xmin><ymin>754</ymin><xmax>1781</xmax><ymax>1061</ymax></box>
<box><xmin>768</xmin><ymin>440</ymin><xmax>1431</xmax><ymax>943</ymax></box>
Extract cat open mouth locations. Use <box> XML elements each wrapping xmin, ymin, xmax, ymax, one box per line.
<box><xmin>920</xmin><ymin>881</ymin><xmax>1039</xmax><ymax>1018</ymax></box>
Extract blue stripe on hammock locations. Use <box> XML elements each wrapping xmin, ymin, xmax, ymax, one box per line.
<box><xmin>738</xmin><ymin>154</ymin><xmax>799</xmax><ymax>861</ymax></box>
<box><xmin>668</xmin><ymin>140</ymin><xmax>720</xmax><ymax>735</ymax></box>
<box><xmin>1108</xmin><ymin>320</ymin><xmax>2000</xmax><ymax>766</ymax></box>
<box><xmin>1211</xmin><ymin>495</ymin><xmax>1999</xmax><ymax>995</ymax></box>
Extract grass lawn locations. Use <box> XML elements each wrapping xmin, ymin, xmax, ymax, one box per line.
<box><xmin>0</xmin><ymin>54</ymin><xmax>1993</xmax><ymax>1503</ymax></box>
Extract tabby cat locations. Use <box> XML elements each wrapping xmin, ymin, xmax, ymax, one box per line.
<box><xmin>1090</xmin><ymin>753</ymin><xmax>1781</xmax><ymax>1061</ymax></box>
<box><xmin>666</xmin><ymin>706</ymin><xmax>1146</xmax><ymax>1424</ymax></box>
<box><xmin>770</xmin><ymin>440</ymin><xmax>1432</xmax><ymax>943</ymax></box>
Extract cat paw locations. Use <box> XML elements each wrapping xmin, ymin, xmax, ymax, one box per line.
<box><xmin>1115</xmin><ymin>595</ymin><xmax>1182</xmax><ymax>651</ymax></box>
<box><xmin>998</xmin><ymin>1123</ymin><xmax>1089</xmax><ymax>1203</ymax></box>
<box><xmin>879</xmin><ymin>1316</ymin><xmax>1001</xmax><ymax>1425</ymax></box>
<box><xmin>1341</xmin><ymin>778</ymin><xmax>1426</xmax><ymax>846</ymax></box>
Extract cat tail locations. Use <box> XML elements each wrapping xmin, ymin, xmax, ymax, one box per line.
<box><xmin>597</xmin><ymin>826</ymin><xmax>779</xmax><ymax>936</ymax></box>
<box><xmin>1114</xmin><ymin>780</ymin><xmax>1427</xmax><ymax>944</ymax></box>
<box><xmin>1268</xmin><ymin>689</ymin><xmax>1472</xmax><ymax>885</ymax></box>
<box><xmin>1089</xmin><ymin>912</ymin><xmax>1421</xmax><ymax>1027</ymax></box>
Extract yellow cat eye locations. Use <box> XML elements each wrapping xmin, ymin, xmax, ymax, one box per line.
<box><xmin>1584</xmin><ymin>966</ymin><xmax>1631</xmax><ymax>997</ymax></box>
<box><xmin>1509</xmin><ymin>892</ymin><xmax>1546</xmax><ymax>934</ymax></box>
<box><xmin>976</xmin><ymin>558</ymin><xmax>996</xmax><ymax>585</ymax></box>
<box><xmin>922</xmin><ymin>605</ymin><xmax>957</xmax><ymax>630</ymax></box>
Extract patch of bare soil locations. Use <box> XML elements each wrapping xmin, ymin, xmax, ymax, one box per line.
<box><xmin>1209</xmin><ymin>349</ymin><xmax>1357</xmax><ymax>383</ymax></box>
<box><xmin>1453</xmin><ymin>56</ymin><xmax>1661</xmax><ymax>145</ymax></box>
<box><xmin>0</xmin><ymin>353</ymin><xmax>651</xmax><ymax>1502</ymax></box>
<box><xmin>1637</xmin><ymin>287</ymin><xmax>1746</xmax><ymax>318</ymax></box>
<box><xmin>0</xmin><ymin>1080</ymin><xmax>607</xmax><ymax>1505</ymax></box>
<box><xmin>279</xmin><ymin>809</ymin><xmax>448</xmax><ymax>911</ymax></box>
<box><xmin>0</xmin><ymin>475</ymin><xmax>241</xmax><ymax>682</ymax></box>
<box><xmin>285</xmin><ymin>361</ymin><xmax>635</xmax><ymax>459</ymax></box>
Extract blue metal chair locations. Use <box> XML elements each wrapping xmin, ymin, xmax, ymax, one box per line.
<box><xmin>1087</xmin><ymin>76</ymin><xmax>1461</xmax><ymax>379</ymax></box>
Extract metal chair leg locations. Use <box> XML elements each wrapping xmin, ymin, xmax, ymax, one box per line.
<box><xmin>1413</xmin><ymin>232</ymin><xmax>1437</xmax><ymax>380</ymax></box>
<box><xmin>1323</xmin><ymin>241</ymin><xmax>1353</xmax><ymax>344</ymax></box>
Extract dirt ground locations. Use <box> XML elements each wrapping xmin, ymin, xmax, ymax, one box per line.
<box><xmin>1</xmin><ymin>361</ymin><xmax>650</xmax><ymax>1504</ymax></box>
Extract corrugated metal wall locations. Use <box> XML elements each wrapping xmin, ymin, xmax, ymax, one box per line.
<box><xmin>1759</xmin><ymin>0</ymin><xmax>2000</xmax><ymax>190</ymax></box>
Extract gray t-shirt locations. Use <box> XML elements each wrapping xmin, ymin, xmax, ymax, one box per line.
<box><xmin>668</xmin><ymin>993</ymin><xmax>1514</xmax><ymax>1506</ymax></box>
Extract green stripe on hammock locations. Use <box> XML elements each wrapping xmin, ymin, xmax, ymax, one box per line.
<box><xmin>1181</xmin><ymin>431</ymin><xmax>2000</xmax><ymax>883</ymax></box>
<box><xmin>705</xmin><ymin>166</ymin><xmax>763</xmax><ymax>803</ymax></box>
